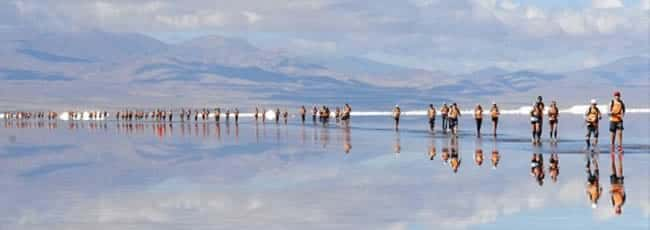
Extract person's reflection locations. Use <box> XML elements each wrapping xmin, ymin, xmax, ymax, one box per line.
<box><xmin>491</xmin><ymin>136</ymin><xmax>500</xmax><ymax>169</ymax></box>
<box><xmin>320</xmin><ymin>124</ymin><xmax>330</xmax><ymax>148</ymax></box>
<box><xmin>255</xmin><ymin>121</ymin><xmax>260</xmax><ymax>144</ymax></box>
<box><xmin>235</xmin><ymin>123</ymin><xmax>239</xmax><ymax>143</ymax></box>
<box><xmin>441</xmin><ymin>141</ymin><xmax>450</xmax><ymax>164</ymax></box>
<box><xmin>215</xmin><ymin>123</ymin><xmax>221</xmax><ymax>141</ymax></box>
<box><xmin>450</xmin><ymin>136</ymin><xmax>461</xmax><ymax>173</ymax></box>
<box><xmin>585</xmin><ymin>147</ymin><xmax>602</xmax><ymax>209</ymax></box>
<box><xmin>530</xmin><ymin>152</ymin><xmax>545</xmax><ymax>186</ymax></box>
<box><xmin>393</xmin><ymin>132</ymin><xmax>401</xmax><ymax>155</ymax></box>
<box><xmin>226</xmin><ymin>121</ymin><xmax>231</xmax><ymax>136</ymax></box>
<box><xmin>428</xmin><ymin>141</ymin><xmax>436</xmax><ymax>160</ymax></box>
<box><xmin>342</xmin><ymin>123</ymin><xmax>352</xmax><ymax>154</ymax></box>
<box><xmin>609</xmin><ymin>149</ymin><xmax>625</xmax><ymax>215</ymax></box>
<box><xmin>549</xmin><ymin>142</ymin><xmax>560</xmax><ymax>183</ymax></box>
<box><xmin>474</xmin><ymin>138</ymin><xmax>483</xmax><ymax>166</ymax></box>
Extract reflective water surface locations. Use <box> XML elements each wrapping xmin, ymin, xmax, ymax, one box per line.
<box><xmin>1</xmin><ymin>115</ymin><xmax>648</xmax><ymax>230</ymax></box>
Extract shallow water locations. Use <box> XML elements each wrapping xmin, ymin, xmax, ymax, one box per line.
<box><xmin>0</xmin><ymin>114</ymin><xmax>648</xmax><ymax>230</ymax></box>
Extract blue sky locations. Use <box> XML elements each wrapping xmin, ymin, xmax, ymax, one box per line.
<box><xmin>2</xmin><ymin>0</ymin><xmax>648</xmax><ymax>73</ymax></box>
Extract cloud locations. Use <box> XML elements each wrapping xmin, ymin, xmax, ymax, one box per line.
<box><xmin>592</xmin><ymin>0</ymin><xmax>624</xmax><ymax>9</ymax></box>
<box><xmin>1</xmin><ymin>0</ymin><xmax>647</xmax><ymax>73</ymax></box>
<box><xmin>242</xmin><ymin>11</ymin><xmax>262</xmax><ymax>24</ymax></box>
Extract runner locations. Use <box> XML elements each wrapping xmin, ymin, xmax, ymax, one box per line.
<box><xmin>474</xmin><ymin>104</ymin><xmax>483</xmax><ymax>137</ymax></box>
<box><xmin>548</xmin><ymin>101</ymin><xmax>559</xmax><ymax>142</ymax></box>
<box><xmin>530</xmin><ymin>102</ymin><xmax>543</xmax><ymax>144</ymax></box>
<box><xmin>585</xmin><ymin>99</ymin><xmax>602</xmax><ymax>147</ymax></box>
<box><xmin>489</xmin><ymin>102</ymin><xmax>500</xmax><ymax>136</ymax></box>
<box><xmin>392</xmin><ymin>105</ymin><xmax>401</xmax><ymax>130</ymax></box>
<box><xmin>609</xmin><ymin>91</ymin><xmax>626</xmax><ymax>150</ymax></box>
<box><xmin>234</xmin><ymin>108</ymin><xmax>239</xmax><ymax>124</ymax></box>
<box><xmin>299</xmin><ymin>106</ymin><xmax>306</xmax><ymax>123</ymax></box>
<box><xmin>448</xmin><ymin>103</ymin><xmax>461</xmax><ymax>136</ymax></box>
<box><xmin>440</xmin><ymin>103</ymin><xmax>449</xmax><ymax>132</ymax></box>
<box><xmin>427</xmin><ymin>104</ymin><xmax>436</xmax><ymax>132</ymax></box>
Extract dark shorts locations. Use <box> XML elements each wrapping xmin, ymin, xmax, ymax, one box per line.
<box><xmin>610</xmin><ymin>174</ymin><xmax>624</xmax><ymax>185</ymax></box>
<box><xmin>609</xmin><ymin>121</ymin><xmax>624</xmax><ymax>132</ymax></box>
<box><xmin>492</xmin><ymin>117</ymin><xmax>498</xmax><ymax>122</ymax></box>
<box><xmin>549</xmin><ymin>120</ymin><xmax>558</xmax><ymax>125</ymax></box>
<box><xmin>449</xmin><ymin>118</ymin><xmax>458</xmax><ymax>128</ymax></box>
<box><xmin>428</xmin><ymin>118</ymin><xmax>435</xmax><ymax>124</ymax></box>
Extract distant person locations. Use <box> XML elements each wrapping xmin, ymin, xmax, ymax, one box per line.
<box><xmin>440</xmin><ymin>103</ymin><xmax>449</xmax><ymax>132</ymax></box>
<box><xmin>609</xmin><ymin>91</ymin><xmax>626</xmax><ymax>150</ymax></box>
<box><xmin>548</xmin><ymin>101</ymin><xmax>559</xmax><ymax>142</ymax></box>
<box><xmin>448</xmin><ymin>103</ymin><xmax>461</xmax><ymax>136</ymax></box>
<box><xmin>234</xmin><ymin>108</ymin><xmax>239</xmax><ymax>124</ymax></box>
<box><xmin>225</xmin><ymin>109</ymin><xmax>230</xmax><ymax>122</ymax></box>
<box><xmin>283</xmin><ymin>110</ymin><xmax>289</xmax><ymax>124</ymax></box>
<box><xmin>474</xmin><ymin>104</ymin><xmax>483</xmax><ymax>137</ymax></box>
<box><xmin>392</xmin><ymin>105</ymin><xmax>401</xmax><ymax>130</ymax></box>
<box><xmin>535</xmin><ymin>96</ymin><xmax>545</xmax><ymax>140</ymax></box>
<box><xmin>342</xmin><ymin>103</ymin><xmax>352</xmax><ymax>121</ymax></box>
<box><xmin>254</xmin><ymin>107</ymin><xmax>259</xmax><ymax>121</ymax></box>
<box><xmin>609</xmin><ymin>149</ymin><xmax>626</xmax><ymax>215</ymax></box>
<box><xmin>275</xmin><ymin>108</ymin><xmax>281</xmax><ymax>123</ymax></box>
<box><xmin>312</xmin><ymin>106</ymin><xmax>318</xmax><ymax>122</ymax></box>
<box><xmin>299</xmin><ymin>106</ymin><xmax>306</xmax><ymax>123</ymax></box>
<box><xmin>262</xmin><ymin>107</ymin><xmax>266</xmax><ymax>123</ymax></box>
<box><xmin>427</xmin><ymin>104</ymin><xmax>436</xmax><ymax>132</ymax></box>
<box><xmin>586</xmin><ymin>149</ymin><xmax>602</xmax><ymax>209</ymax></box>
<box><xmin>215</xmin><ymin>108</ymin><xmax>221</xmax><ymax>123</ymax></box>
<box><xmin>335</xmin><ymin>107</ymin><xmax>341</xmax><ymax>122</ymax></box>
<box><xmin>168</xmin><ymin>110</ymin><xmax>173</xmax><ymax>122</ymax></box>
<box><xmin>489</xmin><ymin>102</ymin><xmax>500</xmax><ymax>136</ymax></box>
<box><xmin>530</xmin><ymin>101</ymin><xmax>543</xmax><ymax>144</ymax></box>
<box><xmin>585</xmin><ymin>99</ymin><xmax>602</xmax><ymax>147</ymax></box>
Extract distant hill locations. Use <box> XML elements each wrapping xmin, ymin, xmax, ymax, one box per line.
<box><xmin>0</xmin><ymin>30</ymin><xmax>647</xmax><ymax>109</ymax></box>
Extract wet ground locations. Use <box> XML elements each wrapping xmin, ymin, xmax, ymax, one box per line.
<box><xmin>0</xmin><ymin>114</ymin><xmax>648</xmax><ymax>230</ymax></box>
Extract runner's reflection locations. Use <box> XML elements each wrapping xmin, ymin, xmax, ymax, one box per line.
<box><xmin>342</xmin><ymin>123</ymin><xmax>352</xmax><ymax>154</ymax></box>
<box><xmin>531</xmin><ymin>152</ymin><xmax>545</xmax><ymax>186</ymax></box>
<box><xmin>491</xmin><ymin>136</ymin><xmax>500</xmax><ymax>169</ymax></box>
<box><xmin>585</xmin><ymin>147</ymin><xmax>602</xmax><ymax>209</ymax></box>
<box><xmin>609</xmin><ymin>149</ymin><xmax>626</xmax><ymax>215</ymax></box>
<box><xmin>428</xmin><ymin>140</ymin><xmax>436</xmax><ymax>160</ymax></box>
<box><xmin>450</xmin><ymin>136</ymin><xmax>461</xmax><ymax>173</ymax></box>
<box><xmin>474</xmin><ymin>138</ymin><xmax>483</xmax><ymax>166</ymax></box>
<box><xmin>549</xmin><ymin>142</ymin><xmax>560</xmax><ymax>183</ymax></box>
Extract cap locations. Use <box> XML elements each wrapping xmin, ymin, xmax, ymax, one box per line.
<box><xmin>395</xmin><ymin>104</ymin><xmax>399</xmax><ymax>107</ymax></box>
<box><xmin>492</xmin><ymin>101</ymin><xmax>496</xmax><ymax>105</ymax></box>
<box><xmin>590</xmin><ymin>99</ymin><xmax>597</xmax><ymax>104</ymax></box>
<box><xmin>614</xmin><ymin>91</ymin><xmax>621</xmax><ymax>97</ymax></box>
<box><xmin>591</xmin><ymin>203</ymin><xmax>598</xmax><ymax>209</ymax></box>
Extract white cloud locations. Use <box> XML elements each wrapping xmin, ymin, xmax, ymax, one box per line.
<box><xmin>242</xmin><ymin>11</ymin><xmax>262</xmax><ymax>24</ymax></box>
<box><xmin>642</xmin><ymin>0</ymin><xmax>650</xmax><ymax>10</ymax></box>
<box><xmin>500</xmin><ymin>0</ymin><xmax>519</xmax><ymax>10</ymax></box>
<box><xmin>592</xmin><ymin>0</ymin><xmax>624</xmax><ymax>9</ymax></box>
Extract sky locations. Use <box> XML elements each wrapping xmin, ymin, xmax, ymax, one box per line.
<box><xmin>2</xmin><ymin>0</ymin><xmax>649</xmax><ymax>73</ymax></box>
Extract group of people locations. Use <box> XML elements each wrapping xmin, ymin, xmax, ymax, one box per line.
<box><xmin>527</xmin><ymin>91</ymin><xmax>625</xmax><ymax>148</ymax></box>
<box><xmin>388</xmin><ymin>91</ymin><xmax>627</xmax><ymax>149</ymax></box>
<box><xmin>1</xmin><ymin>91</ymin><xmax>629</xmax><ymax>149</ymax></box>
<box><xmin>1</xmin><ymin>111</ymin><xmax>59</xmax><ymax>120</ymax></box>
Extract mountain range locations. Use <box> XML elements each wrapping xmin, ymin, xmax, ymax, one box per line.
<box><xmin>0</xmin><ymin>30</ymin><xmax>647</xmax><ymax>110</ymax></box>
